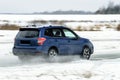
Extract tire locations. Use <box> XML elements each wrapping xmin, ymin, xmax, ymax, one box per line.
<box><xmin>81</xmin><ymin>47</ymin><xmax>91</xmax><ymax>60</ymax></box>
<box><xmin>48</xmin><ymin>48</ymin><xmax>58</xmax><ymax>62</ymax></box>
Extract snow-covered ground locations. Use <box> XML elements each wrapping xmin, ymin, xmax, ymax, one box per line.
<box><xmin>0</xmin><ymin>14</ymin><xmax>120</xmax><ymax>27</ymax></box>
<box><xmin>0</xmin><ymin>14</ymin><xmax>120</xmax><ymax>21</ymax></box>
<box><xmin>0</xmin><ymin>30</ymin><xmax>120</xmax><ymax>80</ymax></box>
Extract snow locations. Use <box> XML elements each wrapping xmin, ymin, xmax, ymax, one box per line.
<box><xmin>0</xmin><ymin>14</ymin><xmax>120</xmax><ymax>27</ymax></box>
<box><xmin>0</xmin><ymin>14</ymin><xmax>120</xmax><ymax>21</ymax></box>
<box><xmin>0</xmin><ymin>30</ymin><xmax>120</xmax><ymax>80</ymax></box>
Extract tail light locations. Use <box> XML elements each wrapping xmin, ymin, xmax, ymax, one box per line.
<box><xmin>37</xmin><ymin>37</ymin><xmax>46</xmax><ymax>45</ymax></box>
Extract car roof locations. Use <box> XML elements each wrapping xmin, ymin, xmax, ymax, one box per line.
<box><xmin>20</xmin><ymin>25</ymin><xmax>67</xmax><ymax>30</ymax></box>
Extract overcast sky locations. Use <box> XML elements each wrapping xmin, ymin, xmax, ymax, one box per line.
<box><xmin>0</xmin><ymin>0</ymin><xmax>119</xmax><ymax>13</ymax></box>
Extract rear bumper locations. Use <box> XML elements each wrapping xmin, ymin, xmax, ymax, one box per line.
<box><xmin>13</xmin><ymin>47</ymin><xmax>46</xmax><ymax>56</ymax></box>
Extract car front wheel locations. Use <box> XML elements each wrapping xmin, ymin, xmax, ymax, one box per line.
<box><xmin>81</xmin><ymin>47</ymin><xmax>91</xmax><ymax>60</ymax></box>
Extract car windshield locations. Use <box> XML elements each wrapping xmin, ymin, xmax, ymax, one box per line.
<box><xmin>16</xmin><ymin>29</ymin><xmax>39</xmax><ymax>38</ymax></box>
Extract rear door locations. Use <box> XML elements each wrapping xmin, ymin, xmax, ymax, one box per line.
<box><xmin>44</xmin><ymin>28</ymin><xmax>69</xmax><ymax>55</ymax></box>
<box><xmin>52</xmin><ymin>28</ymin><xmax>69</xmax><ymax>55</ymax></box>
<box><xmin>15</xmin><ymin>28</ymin><xmax>40</xmax><ymax>48</ymax></box>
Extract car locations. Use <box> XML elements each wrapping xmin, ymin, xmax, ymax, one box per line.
<box><xmin>13</xmin><ymin>25</ymin><xmax>94</xmax><ymax>60</ymax></box>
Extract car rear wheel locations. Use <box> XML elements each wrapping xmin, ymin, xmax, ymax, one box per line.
<box><xmin>81</xmin><ymin>47</ymin><xmax>91</xmax><ymax>60</ymax></box>
<box><xmin>48</xmin><ymin>48</ymin><xmax>58</xmax><ymax>62</ymax></box>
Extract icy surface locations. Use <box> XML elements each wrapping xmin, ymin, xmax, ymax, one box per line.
<box><xmin>0</xmin><ymin>30</ymin><xmax>120</xmax><ymax>80</ymax></box>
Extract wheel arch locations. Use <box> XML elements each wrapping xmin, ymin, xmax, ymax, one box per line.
<box><xmin>48</xmin><ymin>46</ymin><xmax>59</xmax><ymax>53</ymax></box>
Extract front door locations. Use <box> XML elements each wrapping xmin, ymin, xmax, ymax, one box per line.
<box><xmin>62</xmin><ymin>28</ymin><xmax>80</xmax><ymax>55</ymax></box>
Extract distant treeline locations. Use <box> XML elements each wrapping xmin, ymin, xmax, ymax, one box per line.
<box><xmin>95</xmin><ymin>2</ymin><xmax>120</xmax><ymax>14</ymax></box>
<box><xmin>34</xmin><ymin>10</ymin><xmax>93</xmax><ymax>14</ymax></box>
<box><xmin>0</xmin><ymin>2</ymin><xmax>120</xmax><ymax>15</ymax></box>
<box><xmin>34</xmin><ymin>2</ymin><xmax>120</xmax><ymax>14</ymax></box>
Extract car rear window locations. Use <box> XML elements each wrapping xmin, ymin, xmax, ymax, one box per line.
<box><xmin>16</xmin><ymin>28</ymin><xmax>39</xmax><ymax>38</ymax></box>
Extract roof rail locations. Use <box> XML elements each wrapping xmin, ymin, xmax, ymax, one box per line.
<box><xmin>23</xmin><ymin>25</ymin><xmax>64</xmax><ymax>28</ymax></box>
<box><xmin>26</xmin><ymin>25</ymin><xmax>37</xmax><ymax>28</ymax></box>
<box><xmin>22</xmin><ymin>25</ymin><xmax>42</xmax><ymax>28</ymax></box>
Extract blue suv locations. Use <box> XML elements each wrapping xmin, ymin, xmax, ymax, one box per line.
<box><xmin>13</xmin><ymin>25</ymin><xmax>94</xmax><ymax>60</ymax></box>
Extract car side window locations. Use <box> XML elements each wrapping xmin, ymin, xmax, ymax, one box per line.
<box><xmin>52</xmin><ymin>29</ymin><xmax>63</xmax><ymax>37</ymax></box>
<box><xmin>45</xmin><ymin>29</ymin><xmax>53</xmax><ymax>37</ymax></box>
<box><xmin>45</xmin><ymin>28</ymin><xmax>63</xmax><ymax>37</ymax></box>
<box><xmin>63</xmin><ymin>29</ymin><xmax>77</xmax><ymax>38</ymax></box>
